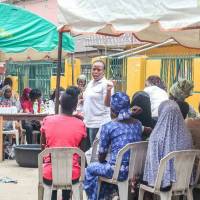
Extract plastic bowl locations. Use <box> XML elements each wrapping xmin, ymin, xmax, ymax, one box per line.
<box><xmin>14</xmin><ymin>144</ymin><xmax>41</xmax><ymax>168</ymax></box>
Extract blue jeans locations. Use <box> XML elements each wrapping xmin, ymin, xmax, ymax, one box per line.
<box><xmin>87</xmin><ymin>128</ymin><xmax>99</xmax><ymax>147</ymax></box>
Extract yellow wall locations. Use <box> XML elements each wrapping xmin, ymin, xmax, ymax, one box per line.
<box><xmin>51</xmin><ymin>58</ymin><xmax>81</xmax><ymax>90</ymax></box>
<box><xmin>128</xmin><ymin>56</ymin><xmax>200</xmax><ymax>111</ymax></box>
<box><xmin>126</xmin><ymin>56</ymin><xmax>146</xmax><ymax>97</ymax></box>
<box><xmin>145</xmin><ymin>59</ymin><xmax>161</xmax><ymax>78</ymax></box>
<box><xmin>186</xmin><ymin>58</ymin><xmax>200</xmax><ymax>111</ymax></box>
<box><xmin>6</xmin><ymin>76</ymin><xmax>18</xmax><ymax>93</ymax></box>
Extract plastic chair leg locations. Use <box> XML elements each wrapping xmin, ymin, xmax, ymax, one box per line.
<box><xmin>72</xmin><ymin>183</ymin><xmax>83</xmax><ymax>200</ymax></box>
<box><xmin>38</xmin><ymin>184</ymin><xmax>44</xmax><ymax>200</ymax></box>
<box><xmin>187</xmin><ymin>189</ymin><xmax>193</xmax><ymax>200</ymax></box>
<box><xmin>138</xmin><ymin>188</ymin><xmax>145</xmax><ymax>200</ymax></box>
<box><xmin>15</xmin><ymin>132</ymin><xmax>19</xmax><ymax>145</ymax></box>
<box><xmin>160</xmin><ymin>191</ymin><xmax>172</xmax><ymax>200</ymax></box>
<box><xmin>118</xmin><ymin>181</ymin><xmax>128</xmax><ymax>200</ymax></box>
<box><xmin>97</xmin><ymin>179</ymin><xmax>102</xmax><ymax>200</ymax></box>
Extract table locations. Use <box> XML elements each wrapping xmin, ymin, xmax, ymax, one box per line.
<box><xmin>0</xmin><ymin>113</ymin><xmax>48</xmax><ymax>161</ymax></box>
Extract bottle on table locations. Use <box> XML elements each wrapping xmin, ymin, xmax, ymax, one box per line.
<box><xmin>33</xmin><ymin>101</ymin><xmax>38</xmax><ymax>114</ymax></box>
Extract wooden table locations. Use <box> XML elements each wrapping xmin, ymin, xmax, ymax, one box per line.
<box><xmin>0</xmin><ymin>113</ymin><xmax>48</xmax><ymax>161</ymax></box>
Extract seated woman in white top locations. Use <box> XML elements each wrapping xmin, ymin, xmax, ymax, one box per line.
<box><xmin>48</xmin><ymin>87</ymin><xmax>65</xmax><ymax>114</ymax></box>
<box><xmin>144</xmin><ymin>75</ymin><xmax>168</xmax><ymax>120</ymax></box>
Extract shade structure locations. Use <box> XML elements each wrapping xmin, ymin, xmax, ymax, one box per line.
<box><xmin>57</xmin><ymin>0</ymin><xmax>200</xmax><ymax>49</ymax></box>
<box><xmin>0</xmin><ymin>3</ymin><xmax>74</xmax><ymax>59</ymax></box>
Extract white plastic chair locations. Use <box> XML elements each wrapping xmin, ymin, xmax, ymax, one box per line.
<box><xmin>139</xmin><ymin>150</ymin><xmax>200</xmax><ymax>200</ymax></box>
<box><xmin>3</xmin><ymin>121</ymin><xmax>19</xmax><ymax>145</ymax></box>
<box><xmin>97</xmin><ymin>141</ymin><xmax>148</xmax><ymax>200</ymax></box>
<box><xmin>38</xmin><ymin>147</ymin><xmax>86</xmax><ymax>200</ymax></box>
<box><xmin>90</xmin><ymin>138</ymin><xmax>100</xmax><ymax>163</ymax></box>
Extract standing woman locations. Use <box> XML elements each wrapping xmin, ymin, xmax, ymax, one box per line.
<box><xmin>83</xmin><ymin>60</ymin><xmax>114</xmax><ymax>147</ymax></box>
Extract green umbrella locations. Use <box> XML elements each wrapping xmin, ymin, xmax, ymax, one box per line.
<box><xmin>0</xmin><ymin>3</ymin><xmax>74</xmax><ymax>53</ymax></box>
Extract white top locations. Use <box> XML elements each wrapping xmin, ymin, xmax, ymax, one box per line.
<box><xmin>144</xmin><ymin>86</ymin><xmax>168</xmax><ymax>118</ymax></box>
<box><xmin>83</xmin><ymin>77</ymin><xmax>114</xmax><ymax>128</ymax></box>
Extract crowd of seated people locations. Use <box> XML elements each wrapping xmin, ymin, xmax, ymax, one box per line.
<box><xmin>2</xmin><ymin>61</ymin><xmax>200</xmax><ymax>200</ymax></box>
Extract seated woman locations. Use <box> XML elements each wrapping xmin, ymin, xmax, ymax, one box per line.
<box><xmin>84</xmin><ymin>92</ymin><xmax>142</xmax><ymax>200</ymax></box>
<box><xmin>40</xmin><ymin>86</ymin><xmax>86</xmax><ymax>200</ymax></box>
<box><xmin>131</xmin><ymin>91</ymin><xmax>155</xmax><ymax>140</ymax></box>
<box><xmin>143</xmin><ymin>100</ymin><xmax>192</xmax><ymax>192</ymax></box>
<box><xmin>48</xmin><ymin>87</ymin><xmax>65</xmax><ymax>114</ymax></box>
<box><xmin>144</xmin><ymin>76</ymin><xmax>168</xmax><ymax>121</ymax></box>
<box><xmin>0</xmin><ymin>85</ymin><xmax>21</xmax><ymax>130</ymax></box>
<box><xmin>131</xmin><ymin>91</ymin><xmax>155</xmax><ymax>128</ymax></box>
<box><xmin>169</xmin><ymin>79</ymin><xmax>198</xmax><ymax>118</ymax></box>
<box><xmin>21</xmin><ymin>88</ymin><xmax>42</xmax><ymax>144</ymax></box>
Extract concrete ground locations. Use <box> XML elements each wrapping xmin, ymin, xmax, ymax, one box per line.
<box><xmin>0</xmin><ymin>160</ymin><xmax>89</xmax><ymax>200</ymax></box>
<box><xmin>0</xmin><ymin>160</ymin><xmax>38</xmax><ymax>200</ymax></box>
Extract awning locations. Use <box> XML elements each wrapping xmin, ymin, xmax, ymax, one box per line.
<box><xmin>0</xmin><ymin>3</ymin><xmax>74</xmax><ymax>60</ymax></box>
<box><xmin>57</xmin><ymin>0</ymin><xmax>200</xmax><ymax>49</ymax></box>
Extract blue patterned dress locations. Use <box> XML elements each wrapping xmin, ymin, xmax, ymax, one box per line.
<box><xmin>84</xmin><ymin>120</ymin><xmax>142</xmax><ymax>200</ymax></box>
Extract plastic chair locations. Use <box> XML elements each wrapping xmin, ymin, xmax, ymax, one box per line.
<box><xmin>3</xmin><ymin>121</ymin><xmax>19</xmax><ymax>145</ymax></box>
<box><xmin>97</xmin><ymin>141</ymin><xmax>148</xmax><ymax>200</ymax></box>
<box><xmin>38</xmin><ymin>147</ymin><xmax>86</xmax><ymax>200</ymax></box>
<box><xmin>139</xmin><ymin>150</ymin><xmax>200</xmax><ymax>200</ymax></box>
<box><xmin>90</xmin><ymin>138</ymin><xmax>100</xmax><ymax>163</ymax></box>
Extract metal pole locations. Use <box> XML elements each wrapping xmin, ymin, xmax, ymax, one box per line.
<box><xmin>71</xmin><ymin>53</ymin><xmax>75</xmax><ymax>85</ymax></box>
<box><xmin>55</xmin><ymin>31</ymin><xmax>63</xmax><ymax>114</ymax></box>
<box><xmin>119</xmin><ymin>39</ymin><xmax>174</xmax><ymax>58</ymax></box>
<box><xmin>109</xmin><ymin>43</ymin><xmax>152</xmax><ymax>57</ymax></box>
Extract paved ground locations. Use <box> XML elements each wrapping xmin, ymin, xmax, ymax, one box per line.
<box><xmin>0</xmin><ymin>160</ymin><xmax>89</xmax><ymax>200</ymax></box>
<box><xmin>0</xmin><ymin>160</ymin><xmax>38</xmax><ymax>200</ymax></box>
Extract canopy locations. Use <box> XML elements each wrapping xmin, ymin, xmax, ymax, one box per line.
<box><xmin>57</xmin><ymin>0</ymin><xmax>200</xmax><ymax>49</ymax></box>
<box><xmin>0</xmin><ymin>3</ymin><xmax>74</xmax><ymax>60</ymax></box>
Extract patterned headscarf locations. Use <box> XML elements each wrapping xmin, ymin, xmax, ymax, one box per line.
<box><xmin>111</xmin><ymin>92</ymin><xmax>132</xmax><ymax>120</ymax></box>
<box><xmin>170</xmin><ymin>79</ymin><xmax>194</xmax><ymax>101</ymax></box>
<box><xmin>1</xmin><ymin>85</ymin><xmax>11</xmax><ymax>97</ymax></box>
<box><xmin>77</xmin><ymin>74</ymin><xmax>87</xmax><ymax>81</ymax></box>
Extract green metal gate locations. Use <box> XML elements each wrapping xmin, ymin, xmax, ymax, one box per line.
<box><xmin>160</xmin><ymin>56</ymin><xmax>193</xmax><ymax>90</ymax></box>
<box><xmin>81</xmin><ymin>64</ymin><xmax>92</xmax><ymax>84</ymax></box>
<box><xmin>106</xmin><ymin>58</ymin><xmax>127</xmax><ymax>92</ymax></box>
<box><xmin>5</xmin><ymin>61</ymin><xmax>56</xmax><ymax>99</ymax></box>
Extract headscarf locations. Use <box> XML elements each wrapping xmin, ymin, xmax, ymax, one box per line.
<box><xmin>146</xmin><ymin>75</ymin><xmax>167</xmax><ymax>91</ymax></box>
<box><xmin>170</xmin><ymin>79</ymin><xmax>194</xmax><ymax>101</ymax></box>
<box><xmin>77</xmin><ymin>74</ymin><xmax>87</xmax><ymax>81</ymax></box>
<box><xmin>111</xmin><ymin>92</ymin><xmax>132</xmax><ymax>120</ymax></box>
<box><xmin>130</xmin><ymin>91</ymin><xmax>154</xmax><ymax>128</ymax></box>
<box><xmin>1</xmin><ymin>85</ymin><xmax>11</xmax><ymax>97</ymax></box>
<box><xmin>20</xmin><ymin>88</ymin><xmax>31</xmax><ymax>104</ymax></box>
<box><xmin>143</xmin><ymin>100</ymin><xmax>192</xmax><ymax>188</ymax></box>
<box><xmin>0</xmin><ymin>85</ymin><xmax>14</xmax><ymax>106</ymax></box>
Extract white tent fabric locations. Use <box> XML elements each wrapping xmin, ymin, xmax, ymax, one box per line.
<box><xmin>57</xmin><ymin>0</ymin><xmax>200</xmax><ymax>48</ymax></box>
